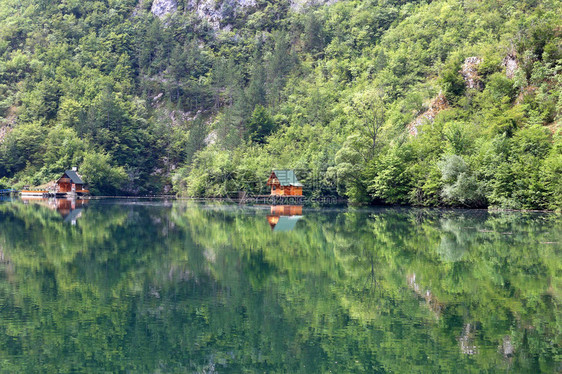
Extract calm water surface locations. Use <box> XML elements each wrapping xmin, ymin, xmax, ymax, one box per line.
<box><xmin>0</xmin><ymin>199</ymin><xmax>560</xmax><ymax>372</ymax></box>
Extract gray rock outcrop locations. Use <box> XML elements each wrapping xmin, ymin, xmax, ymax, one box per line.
<box><xmin>151</xmin><ymin>0</ymin><xmax>178</xmax><ymax>18</ymax></box>
<box><xmin>407</xmin><ymin>92</ymin><xmax>449</xmax><ymax>136</ymax></box>
<box><xmin>290</xmin><ymin>0</ymin><xmax>340</xmax><ymax>10</ymax></box>
<box><xmin>461</xmin><ymin>56</ymin><xmax>483</xmax><ymax>90</ymax></box>
<box><xmin>149</xmin><ymin>0</ymin><xmax>340</xmax><ymax>28</ymax></box>
<box><xmin>502</xmin><ymin>53</ymin><xmax>518</xmax><ymax>79</ymax></box>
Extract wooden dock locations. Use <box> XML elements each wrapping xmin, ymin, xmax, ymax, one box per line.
<box><xmin>20</xmin><ymin>191</ymin><xmax>84</xmax><ymax>198</ymax></box>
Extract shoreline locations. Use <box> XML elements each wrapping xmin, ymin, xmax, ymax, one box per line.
<box><xmin>8</xmin><ymin>194</ymin><xmax>557</xmax><ymax>213</ymax></box>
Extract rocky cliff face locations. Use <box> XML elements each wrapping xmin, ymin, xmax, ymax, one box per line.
<box><xmin>151</xmin><ymin>0</ymin><xmax>178</xmax><ymax>18</ymax></box>
<box><xmin>502</xmin><ymin>53</ymin><xmax>518</xmax><ymax>79</ymax></box>
<box><xmin>290</xmin><ymin>0</ymin><xmax>340</xmax><ymax>10</ymax></box>
<box><xmin>0</xmin><ymin>125</ymin><xmax>11</xmax><ymax>144</ymax></box>
<box><xmin>191</xmin><ymin>0</ymin><xmax>257</xmax><ymax>29</ymax></box>
<box><xmin>149</xmin><ymin>0</ymin><xmax>258</xmax><ymax>26</ymax></box>
<box><xmin>0</xmin><ymin>106</ymin><xmax>16</xmax><ymax>144</ymax></box>
<box><xmin>460</xmin><ymin>56</ymin><xmax>483</xmax><ymax>90</ymax></box>
<box><xmin>150</xmin><ymin>0</ymin><xmax>339</xmax><ymax>26</ymax></box>
<box><xmin>408</xmin><ymin>92</ymin><xmax>449</xmax><ymax>136</ymax></box>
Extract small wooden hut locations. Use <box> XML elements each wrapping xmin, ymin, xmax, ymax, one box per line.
<box><xmin>266</xmin><ymin>170</ymin><xmax>303</xmax><ymax>196</ymax></box>
<box><xmin>56</xmin><ymin>170</ymin><xmax>88</xmax><ymax>195</ymax></box>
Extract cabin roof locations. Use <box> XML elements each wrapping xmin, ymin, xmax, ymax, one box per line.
<box><xmin>61</xmin><ymin>170</ymin><xmax>84</xmax><ymax>184</ymax></box>
<box><xmin>270</xmin><ymin>170</ymin><xmax>303</xmax><ymax>187</ymax></box>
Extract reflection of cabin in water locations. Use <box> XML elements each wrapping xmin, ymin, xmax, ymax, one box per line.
<box><xmin>54</xmin><ymin>198</ymin><xmax>87</xmax><ymax>223</ymax></box>
<box><xmin>267</xmin><ymin>170</ymin><xmax>303</xmax><ymax>196</ymax></box>
<box><xmin>56</xmin><ymin>170</ymin><xmax>89</xmax><ymax>196</ymax></box>
<box><xmin>20</xmin><ymin>197</ymin><xmax>88</xmax><ymax>225</ymax></box>
<box><xmin>267</xmin><ymin>205</ymin><xmax>303</xmax><ymax>232</ymax></box>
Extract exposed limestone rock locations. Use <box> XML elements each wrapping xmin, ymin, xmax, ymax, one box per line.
<box><xmin>461</xmin><ymin>56</ymin><xmax>483</xmax><ymax>90</ymax></box>
<box><xmin>150</xmin><ymin>0</ymin><xmax>340</xmax><ymax>29</ymax></box>
<box><xmin>0</xmin><ymin>106</ymin><xmax>16</xmax><ymax>144</ymax></box>
<box><xmin>152</xmin><ymin>101</ymin><xmax>202</xmax><ymax>128</ymax></box>
<box><xmin>233</xmin><ymin>0</ymin><xmax>257</xmax><ymax>7</ymax></box>
<box><xmin>169</xmin><ymin>108</ymin><xmax>201</xmax><ymax>127</ymax></box>
<box><xmin>0</xmin><ymin>125</ymin><xmax>11</xmax><ymax>144</ymax></box>
<box><xmin>151</xmin><ymin>0</ymin><xmax>177</xmax><ymax>19</ymax></box>
<box><xmin>180</xmin><ymin>0</ymin><xmax>258</xmax><ymax>29</ymax></box>
<box><xmin>290</xmin><ymin>0</ymin><xmax>340</xmax><ymax>10</ymax></box>
<box><xmin>152</xmin><ymin>92</ymin><xmax>164</xmax><ymax>102</ymax></box>
<box><xmin>502</xmin><ymin>53</ymin><xmax>518</xmax><ymax>79</ymax></box>
<box><xmin>192</xmin><ymin>0</ymin><xmax>227</xmax><ymax>29</ymax></box>
<box><xmin>204</xmin><ymin>129</ymin><xmax>218</xmax><ymax>145</ymax></box>
<box><xmin>408</xmin><ymin>92</ymin><xmax>449</xmax><ymax>136</ymax></box>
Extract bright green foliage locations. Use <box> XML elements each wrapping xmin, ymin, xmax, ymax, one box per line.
<box><xmin>0</xmin><ymin>0</ymin><xmax>560</xmax><ymax>208</ymax></box>
<box><xmin>472</xmin><ymin>126</ymin><xmax>556</xmax><ymax>209</ymax></box>
<box><xmin>439</xmin><ymin>53</ymin><xmax>466</xmax><ymax>103</ymax></box>
<box><xmin>0</xmin><ymin>123</ymin><xmax>45</xmax><ymax>176</ymax></box>
<box><xmin>80</xmin><ymin>151</ymin><xmax>128</xmax><ymax>195</ymax></box>
<box><xmin>541</xmin><ymin>152</ymin><xmax>562</xmax><ymax>210</ymax></box>
<box><xmin>175</xmin><ymin>146</ymin><xmax>238</xmax><ymax>197</ymax></box>
<box><xmin>438</xmin><ymin>154</ymin><xmax>486</xmax><ymax>207</ymax></box>
<box><xmin>330</xmin><ymin>134</ymin><xmax>369</xmax><ymax>202</ymax></box>
<box><xmin>171</xmin><ymin>0</ymin><xmax>562</xmax><ymax>210</ymax></box>
<box><xmin>367</xmin><ymin>144</ymin><xmax>414</xmax><ymax>204</ymax></box>
<box><xmin>247</xmin><ymin>105</ymin><xmax>275</xmax><ymax>144</ymax></box>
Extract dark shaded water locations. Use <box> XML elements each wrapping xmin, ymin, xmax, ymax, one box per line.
<box><xmin>0</xmin><ymin>199</ymin><xmax>560</xmax><ymax>372</ymax></box>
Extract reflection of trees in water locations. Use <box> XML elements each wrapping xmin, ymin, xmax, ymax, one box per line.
<box><xmin>406</xmin><ymin>273</ymin><xmax>444</xmax><ymax>318</ymax></box>
<box><xmin>181</xmin><ymin>205</ymin><xmax>561</xmax><ymax>371</ymax></box>
<box><xmin>437</xmin><ymin>217</ymin><xmax>477</xmax><ymax>262</ymax></box>
<box><xmin>458</xmin><ymin>323</ymin><xmax>479</xmax><ymax>355</ymax></box>
<box><xmin>0</xmin><ymin>202</ymin><xmax>559</xmax><ymax>372</ymax></box>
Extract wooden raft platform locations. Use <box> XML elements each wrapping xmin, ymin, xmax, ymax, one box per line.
<box><xmin>20</xmin><ymin>191</ymin><xmax>88</xmax><ymax>198</ymax></box>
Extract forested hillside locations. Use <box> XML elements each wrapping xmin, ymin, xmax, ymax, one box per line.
<box><xmin>0</xmin><ymin>0</ymin><xmax>560</xmax><ymax>209</ymax></box>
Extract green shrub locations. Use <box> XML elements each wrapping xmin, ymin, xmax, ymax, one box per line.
<box><xmin>367</xmin><ymin>145</ymin><xmax>413</xmax><ymax>204</ymax></box>
<box><xmin>80</xmin><ymin>152</ymin><xmax>128</xmax><ymax>195</ymax></box>
<box><xmin>438</xmin><ymin>154</ymin><xmax>486</xmax><ymax>207</ymax></box>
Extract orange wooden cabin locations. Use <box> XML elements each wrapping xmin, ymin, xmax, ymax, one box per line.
<box><xmin>56</xmin><ymin>170</ymin><xmax>89</xmax><ymax>195</ymax></box>
<box><xmin>266</xmin><ymin>170</ymin><xmax>303</xmax><ymax>196</ymax></box>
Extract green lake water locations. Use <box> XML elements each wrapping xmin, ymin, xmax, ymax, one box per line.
<box><xmin>0</xmin><ymin>198</ymin><xmax>560</xmax><ymax>373</ymax></box>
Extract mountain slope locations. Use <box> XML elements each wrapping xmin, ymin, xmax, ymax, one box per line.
<box><xmin>0</xmin><ymin>0</ymin><xmax>560</xmax><ymax>209</ymax></box>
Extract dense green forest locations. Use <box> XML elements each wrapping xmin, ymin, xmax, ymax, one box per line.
<box><xmin>0</xmin><ymin>0</ymin><xmax>560</xmax><ymax>209</ymax></box>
